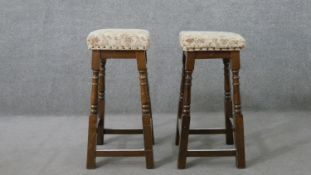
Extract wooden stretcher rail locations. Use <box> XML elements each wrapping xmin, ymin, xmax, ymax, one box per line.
<box><xmin>96</xmin><ymin>149</ymin><xmax>145</xmax><ymax>157</ymax></box>
<box><xmin>187</xmin><ymin>149</ymin><xmax>236</xmax><ymax>157</ymax></box>
<box><xmin>99</xmin><ymin>128</ymin><xmax>143</xmax><ymax>134</ymax></box>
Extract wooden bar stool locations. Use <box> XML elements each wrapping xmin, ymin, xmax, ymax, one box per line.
<box><xmin>175</xmin><ymin>31</ymin><xmax>246</xmax><ymax>169</ymax></box>
<box><xmin>86</xmin><ymin>29</ymin><xmax>155</xmax><ymax>169</ymax></box>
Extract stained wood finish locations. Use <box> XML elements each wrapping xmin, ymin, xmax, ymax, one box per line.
<box><xmin>96</xmin><ymin>149</ymin><xmax>145</xmax><ymax>157</ymax></box>
<box><xmin>189</xmin><ymin>128</ymin><xmax>230</xmax><ymax>134</ymax></box>
<box><xmin>136</xmin><ymin>51</ymin><xmax>154</xmax><ymax>169</ymax></box>
<box><xmin>187</xmin><ymin>149</ymin><xmax>236</xmax><ymax>157</ymax></box>
<box><xmin>195</xmin><ymin>51</ymin><xmax>231</xmax><ymax>59</ymax></box>
<box><xmin>223</xmin><ymin>59</ymin><xmax>234</xmax><ymax>145</ymax></box>
<box><xmin>230</xmin><ymin>51</ymin><xmax>246</xmax><ymax>169</ymax></box>
<box><xmin>97</xmin><ymin>58</ymin><xmax>106</xmax><ymax>145</ymax></box>
<box><xmin>86</xmin><ymin>50</ymin><xmax>154</xmax><ymax>169</ymax></box>
<box><xmin>144</xmin><ymin>52</ymin><xmax>155</xmax><ymax>145</ymax></box>
<box><xmin>86</xmin><ymin>50</ymin><xmax>100</xmax><ymax>169</ymax></box>
<box><xmin>175</xmin><ymin>52</ymin><xmax>186</xmax><ymax>145</ymax></box>
<box><xmin>176</xmin><ymin>50</ymin><xmax>246</xmax><ymax>169</ymax></box>
<box><xmin>102</xmin><ymin>128</ymin><xmax>143</xmax><ymax>134</ymax></box>
<box><xmin>101</xmin><ymin>50</ymin><xmax>136</xmax><ymax>58</ymax></box>
<box><xmin>178</xmin><ymin>52</ymin><xmax>195</xmax><ymax>169</ymax></box>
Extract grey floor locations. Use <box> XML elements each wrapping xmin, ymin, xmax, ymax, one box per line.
<box><xmin>1</xmin><ymin>111</ymin><xmax>311</xmax><ymax>175</ymax></box>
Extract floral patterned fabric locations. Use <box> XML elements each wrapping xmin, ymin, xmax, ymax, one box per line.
<box><xmin>87</xmin><ymin>29</ymin><xmax>150</xmax><ymax>50</ymax></box>
<box><xmin>179</xmin><ymin>31</ymin><xmax>245</xmax><ymax>51</ymax></box>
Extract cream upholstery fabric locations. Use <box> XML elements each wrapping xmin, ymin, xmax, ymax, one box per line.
<box><xmin>87</xmin><ymin>29</ymin><xmax>150</xmax><ymax>50</ymax></box>
<box><xmin>180</xmin><ymin>31</ymin><xmax>245</xmax><ymax>51</ymax></box>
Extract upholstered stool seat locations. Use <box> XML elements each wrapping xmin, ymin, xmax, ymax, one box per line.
<box><xmin>179</xmin><ymin>31</ymin><xmax>245</xmax><ymax>51</ymax></box>
<box><xmin>87</xmin><ymin>29</ymin><xmax>150</xmax><ymax>50</ymax></box>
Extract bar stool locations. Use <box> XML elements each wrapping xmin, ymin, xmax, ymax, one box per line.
<box><xmin>86</xmin><ymin>29</ymin><xmax>155</xmax><ymax>169</ymax></box>
<box><xmin>175</xmin><ymin>31</ymin><xmax>246</xmax><ymax>169</ymax></box>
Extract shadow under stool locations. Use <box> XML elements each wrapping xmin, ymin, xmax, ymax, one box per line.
<box><xmin>175</xmin><ymin>31</ymin><xmax>246</xmax><ymax>169</ymax></box>
<box><xmin>86</xmin><ymin>29</ymin><xmax>155</xmax><ymax>169</ymax></box>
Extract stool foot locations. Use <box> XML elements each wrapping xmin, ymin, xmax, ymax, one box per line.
<box><xmin>177</xmin><ymin>115</ymin><xmax>190</xmax><ymax>169</ymax></box>
<box><xmin>96</xmin><ymin>139</ymin><xmax>104</xmax><ymax>145</ymax></box>
<box><xmin>237</xmin><ymin>163</ymin><xmax>246</xmax><ymax>169</ymax></box>
<box><xmin>226</xmin><ymin>138</ymin><xmax>234</xmax><ymax>145</ymax></box>
<box><xmin>235</xmin><ymin>114</ymin><xmax>246</xmax><ymax>169</ymax></box>
<box><xmin>86</xmin><ymin>163</ymin><xmax>96</xmax><ymax>169</ymax></box>
<box><xmin>178</xmin><ymin>163</ymin><xmax>187</xmax><ymax>169</ymax></box>
<box><xmin>145</xmin><ymin>150</ymin><xmax>154</xmax><ymax>169</ymax></box>
<box><xmin>86</xmin><ymin>114</ymin><xmax>98</xmax><ymax>169</ymax></box>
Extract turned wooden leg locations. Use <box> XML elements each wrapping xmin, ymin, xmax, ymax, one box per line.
<box><xmin>230</xmin><ymin>51</ymin><xmax>246</xmax><ymax>169</ymax></box>
<box><xmin>175</xmin><ymin>52</ymin><xmax>186</xmax><ymax>145</ymax></box>
<box><xmin>136</xmin><ymin>51</ymin><xmax>154</xmax><ymax>169</ymax></box>
<box><xmin>178</xmin><ymin>52</ymin><xmax>195</xmax><ymax>169</ymax></box>
<box><xmin>97</xmin><ymin>58</ymin><xmax>106</xmax><ymax>145</ymax></box>
<box><xmin>144</xmin><ymin>53</ymin><xmax>155</xmax><ymax>145</ymax></box>
<box><xmin>86</xmin><ymin>50</ymin><xmax>100</xmax><ymax>169</ymax></box>
<box><xmin>223</xmin><ymin>59</ymin><xmax>234</xmax><ymax>145</ymax></box>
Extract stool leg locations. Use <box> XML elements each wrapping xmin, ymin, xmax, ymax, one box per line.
<box><xmin>178</xmin><ymin>52</ymin><xmax>195</xmax><ymax>169</ymax></box>
<box><xmin>223</xmin><ymin>59</ymin><xmax>234</xmax><ymax>145</ymax></box>
<box><xmin>136</xmin><ymin>51</ymin><xmax>154</xmax><ymax>169</ymax></box>
<box><xmin>144</xmin><ymin>53</ymin><xmax>155</xmax><ymax>145</ymax></box>
<box><xmin>97</xmin><ymin>58</ymin><xmax>106</xmax><ymax>145</ymax></box>
<box><xmin>175</xmin><ymin>52</ymin><xmax>186</xmax><ymax>145</ymax></box>
<box><xmin>230</xmin><ymin>51</ymin><xmax>246</xmax><ymax>169</ymax></box>
<box><xmin>86</xmin><ymin>50</ymin><xmax>100</xmax><ymax>169</ymax></box>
